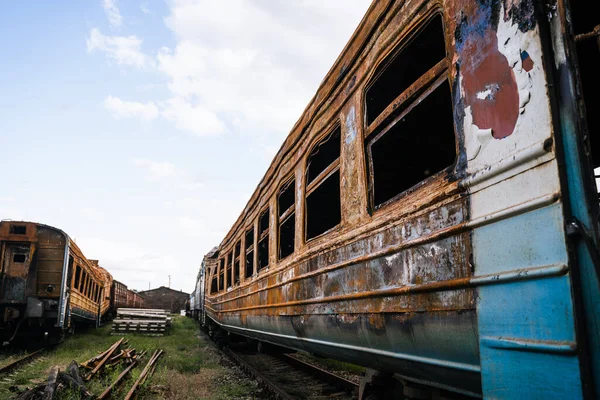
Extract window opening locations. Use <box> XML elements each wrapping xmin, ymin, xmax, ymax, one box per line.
<box><xmin>364</xmin><ymin>15</ymin><xmax>455</xmax><ymax>209</ymax></box>
<box><xmin>245</xmin><ymin>227</ymin><xmax>254</xmax><ymax>278</ymax></box>
<box><xmin>306</xmin><ymin>128</ymin><xmax>341</xmax><ymax>240</ymax></box>
<box><xmin>570</xmin><ymin>1</ymin><xmax>600</xmax><ymax>196</ymax></box>
<box><xmin>74</xmin><ymin>266</ymin><xmax>82</xmax><ymax>291</ymax></box>
<box><xmin>365</xmin><ymin>15</ymin><xmax>447</xmax><ymax>126</ymax></box>
<box><xmin>218</xmin><ymin>259</ymin><xmax>225</xmax><ymax>291</ymax></box>
<box><xmin>234</xmin><ymin>260</ymin><xmax>240</xmax><ymax>286</ymax></box>
<box><xmin>278</xmin><ymin>178</ymin><xmax>296</xmax><ymax>259</ymax></box>
<box><xmin>234</xmin><ymin>240</ymin><xmax>241</xmax><ymax>285</ymax></box>
<box><xmin>258</xmin><ymin>208</ymin><xmax>270</xmax><ymax>271</ymax></box>
<box><xmin>9</xmin><ymin>225</ymin><xmax>26</xmax><ymax>234</ymax></box>
<box><xmin>13</xmin><ymin>254</ymin><xmax>26</xmax><ymax>263</ymax></box>
<box><xmin>83</xmin><ymin>275</ymin><xmax>89</xmax><ymax>298</ymax></box>
<box><xmin>226</xmin><ymin>251</ymin><xmax>233</xmax><ymax>289</ymax></box>
<box><xmin>211</xmin><ymin>270</ymin><xmax>218</xmax><ymax>294</ymax></box>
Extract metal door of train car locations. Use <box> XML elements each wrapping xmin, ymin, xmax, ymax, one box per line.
<box><xmin>1</xmin><ymin>244</ymin><xmax>32</xmax><ymax>302</ymax></box>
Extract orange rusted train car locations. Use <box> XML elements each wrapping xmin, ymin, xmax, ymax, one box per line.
<box><xmin>199</xmin><ymin>0</ymin><xmax>600</xmax><ymax>398</ymax></box>
<box><xmin>0</xmin><ymin>221</ymin><xmax>144</xmax><ymax>344</ymax></box>
<box><xmin>111</xmin><ymin>280</ymin><xmax>144</xmax><ymax>310</ymax></box>
<box><xmin>0</xmin><ymin>221</ymin><xmax>109</xmax><ymax>343</ymax></box>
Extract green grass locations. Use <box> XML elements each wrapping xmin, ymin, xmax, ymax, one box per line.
<box><xmin>0</xmin><ymin>316</ymin><xmax>257</xmax><ymax>399</ymax></box>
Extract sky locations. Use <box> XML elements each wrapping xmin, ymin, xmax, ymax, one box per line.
<box><xmin>0</xmin><ymin>0</ymin><xmax>372</xmax><ymax>293</ymax></box>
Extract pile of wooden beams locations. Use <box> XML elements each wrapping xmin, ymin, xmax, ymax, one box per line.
<box><xmin>15</xmin><ymin>338</ymin><xmax>161</xmax><ymax>400</ymax></box>
<box><xmin>16</xmin><ymin>361</ymin><xmax>92</xmax><ymax>400</ymax></box>
<box><xmin>112</xmin><ymin>308</ymin><xmax>171</xmax><ymax>336</ymax></box>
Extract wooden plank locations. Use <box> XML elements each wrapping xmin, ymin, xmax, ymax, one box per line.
<box><xmin>41</xmin><ymin>366</ymin><xmax>59</xmax><ymax>400</ymax></box>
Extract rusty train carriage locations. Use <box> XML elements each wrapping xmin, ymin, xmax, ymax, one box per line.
<box><xmin>0</xmin><ymin>221</ymin><xmax>105</xmax><ymax>342</ymax></box>
<box><xmin>0</xmin><ymin>221</ymin><xmax>145</xmax><ymax>343</ymax></box>
<box><xmin>111</xmin><ymin>280</ymin><xmax>145</xmax><ymax>311</ymax></box>
<box><xmin>200</xmin><ymin>0</ymin><xmax>600</xmax><ymax>398</ymax></box>
<box><xmin>67</xmin><ymin>243</ymin><xmax>105</xmax><ymax>325</ymax></box>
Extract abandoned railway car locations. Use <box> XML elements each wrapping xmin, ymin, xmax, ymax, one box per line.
<box><xmin>199</xmin><ymin>0</ymin><xmax>600</xmax><ymax>398</ymax></box>
<box><xmin>0</xmin><ymin>221</ymin><xmax>109</xmax><ymax>343</ymax></box>
<box><xmin>110</xmin><ymin>280</ymin><xmax>145</xmax><ymax>315</ymax></box>
<box><xmin>0</xmin><ymin>221</ymin><xmax>144</xmax><ymax>344</ymax></box>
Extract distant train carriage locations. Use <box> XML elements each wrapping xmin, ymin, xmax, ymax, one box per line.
<box><xmin>0</xmin><ymin>221</ymin><xmax>109</xmax><ymax>343</ymax></box>
<box><xmin>110</xmin><ymin>279</ymin><xmax>144</xmax><ymax>314</ymax></box>
<box><xmin>111</xmin><ymin>279</ymin><xmax>128</xmax><ymax>310</ymax></box>
<box><xmin>90</xmin><ymin>260</ymin><xmax>113</xmax><ymax>324</ymax></box>
<box><xmin>199</xmin><ymin>0</ymin><xmax>600</xmax><ymax>399</ymax></box>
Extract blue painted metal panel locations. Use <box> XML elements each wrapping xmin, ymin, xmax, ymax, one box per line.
<box><xmin>554</xmin><ymin>49</ymin><xmax>600</xmax><ymax>396</ymax></box>
<box><xmin>474</xmin><ymin>204</ymin><xmax>584</xmax><ymax>398</ymax></box>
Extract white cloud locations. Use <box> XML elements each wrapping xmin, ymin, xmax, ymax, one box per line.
<box><xmin>140</xmin><ymin>2</ymin><xmax>151</xmax><ymax>15</ymax></box>
<box><xmin>155</xmin><ymin>0</ymin><xmax>372</xmax><ymax>136</ymax></box>
<box><xmin>76</xmin><ymin>236</ymin><xmax>181</xmax><ymax>291</ymax></box>
<box><xmin>104</xmin><ymin>95</ymin><xmax>158</xmax><ymax>120</ymax></box>
<box><xmin>132</xmin><ymin>158</ymin><xmax>178</xmax><ymax>181</ymax></box>
<box><xmin>103</xmin><ymin>0</ymin><xmax>122</xmax><ymax>27</ymax></box>
<box><xmin>161</xmin><ymin>97</ymin><xmax>224</xmax><ymax>136</ymax></box>
<box><xmin>89</xmin><ymin>1</ymin><xmax>370</xmax><ymax>137</ymax></box>
<box><xmin>86</xmin><ymin>28</ymin><xmax>150</xmax><ymax>68</ymax></box>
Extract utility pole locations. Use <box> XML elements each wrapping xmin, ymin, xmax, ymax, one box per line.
<box><xmin>148</xmin><ymin>282</ymin><xmax>150</xmax><ymax>290</ymax></box>
<box><xmin>168</xmin><ymin>275</ymin><xmax>171</xmax><ymax>288</ymax></box>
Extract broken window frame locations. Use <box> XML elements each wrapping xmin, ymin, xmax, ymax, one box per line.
<box><xmin>226</xmin><ymin>251</ymin><xmax>233</xmax><ymax>289</ymax></box>
<box><xmin>234</xmin><ymin>239</ymin><xmax>241</xmax><ymax>286</ymax></box>
<box><xmin>245</xmin><ymin>226</ymin><xmax>255</xmax><ymax>279</ymax></box>
<box><xmin>218</xmin><ymin>259</ymin><xmax>225</xmax><ymax>292</ymax></box>
<box><xmin>363</xmin><ymin>12</ymin><xmax>454</xmax><ymax>211</ymax></box>
<box><xmin>9</xmin><ymin>224</ymin><xmax>26</xmax><ymax>235</ymax></box>
<box><xmin>277</xmin><ymin>177</ymin><xmax>296</xmax><ymax>260</ymax></box>
<box><xmin>210</xmin><ymin>267</ymin><xmax>218</xmax><ymax>294</ymax></box>
<box><xmin>257</xmin><ymin>207</ymin><xmax>270</xmax><ymax>272</ymax></box>
<box><xmin>83</xmin><ymin>274</ymin><xmax>89</xmax><ymax>298</ymax></box>
<box><xmin>79</xmin><ymin>270</ymin><xmax>86</xmax><ymax>293</ymax></box>
<box><xmin>305</xmin><ymin>126</ymin><xmax>342</xmax><ymax>241</ymax></box>
<box><xmin>73</xmin><ymin>263</ymin><xmax>81</xmax><ymax>290</ymax></box>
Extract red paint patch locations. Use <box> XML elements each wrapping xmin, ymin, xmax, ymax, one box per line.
<box><xmin>461</xmin><ymin>31</ymin><xmax>520</xmax><ymax>139</ymax></box>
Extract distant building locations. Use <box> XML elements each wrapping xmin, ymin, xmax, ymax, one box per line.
<box><xmin>138</xmin><ymin>286</ymin><xmax>189</xmax><ymax>313</ymax></box>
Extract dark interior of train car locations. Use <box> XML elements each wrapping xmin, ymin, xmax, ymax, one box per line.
<box><xmin>245</xmin><ymin>227</ymin><xmax>254</xmax><ymax>278</ymax></box>
<box><xmin>570</xmin><ymin>0</ymin><xmax>600</xmax><ymax>194</ymax></box>
<box><xmin>278</xmin><ymin>178</ymin><xmax>295</xmax><ymax>259</ymax></box>
<box><xmin>365</xmin><ymin>15</ymin><xmax>455</xmax><ymax>209</ymax></box>
<box><xmin>258</xmin><ymin>209</ymin><xmax>269</xmax><ymax>271</ymax></box>
<box><xmin>305</xmin><ymin>127</ymin><xmax>341</xmax><ymax>240</ymax></box>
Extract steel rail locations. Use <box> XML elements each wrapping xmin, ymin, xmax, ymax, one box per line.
<box><xmin>280</xmin><ymin>353</ymin><xmax>359</xmax><ymax>393</ymax></box>
<box><xmin>0</xmin><ymin>348</ymin><xmax>46</xmax><ymax>376</ymax></box>
<box><xmin>224</xmin><ymin>348</ymin><xmax>296</xmax><ymax>400</ymax></box>
<box><xmin>224</xmin><ymin>346</ymin><xmax>358</xmax><ymax>399</ymax></box>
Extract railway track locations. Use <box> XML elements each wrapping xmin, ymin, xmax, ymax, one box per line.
<box><xmin>0</xmin><ymin>348</ymin><xmax>47</xmax><ymax>377</ymax></box>
<box><xmin>225</xmin><ymin>344</ymin><xmax>358</xmax><ymax>399</ymax></box>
